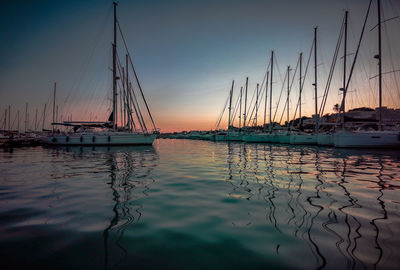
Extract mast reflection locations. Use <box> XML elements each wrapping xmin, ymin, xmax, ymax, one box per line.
<box><xmin>101</xmin><ymin>146</ymin><xmax>158</xmax><ymax>270</ymax></box>
<box><xmin>223</xmin><ymin>143</ymin><xmax>398</xmax><ymax>269</ymax></box>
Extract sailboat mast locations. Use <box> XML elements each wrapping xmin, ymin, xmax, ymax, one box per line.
<box><xmin>287</xmin><ymin>66</ymin><xmax>290</xmax><ymax>128</ymax></box>
<box><xmin>42</xmin><ymin>104</ymin><xmax>46</xmax><ymax>131</ymax></box>
<box><xmin>3</xmin><ymin>109</ymin><xmax>6</xmax><ymax>132</ymax></box>
<box><xmin>244</xmin><ymin>77</ymin><xmax>248</xmax><ymax>128</ymax></box>
<box><xmin>343</xmin><ymin>11</ymin><xmax>348</xmax><ymax>111</ymax></box>
<box><xmin>35</xmin><ymin>108</ymin><xmax>38</xmax><ymax>131</ymax></box>
<box><xmin>377</xmin><ymin>0</ymin><xmax>382</xmax><ymax>130</ymax></box>
<box><xmin>25</xmin><ymin>102</ymin><xmax>28</xmax><ymax>133</ymax></box>
<box><xmin>313</xmin><ymin>27</ymin><xmax>318</xmax><ymax>132</ymax></box>
<box><xmin>255</xmin><ymin>83</ymin><xmax>259</xmax><ymax>127</ymax></box>
<box><xmin>299</xmin><ymin>53</ymin><xmax>302</xmax><ymax>126</ymax></box>
<box><xmin>342</xmin><ymin>11</ymin><xmax>348</xmax><ymax>128</ymax></box>
<box><xmin>264</xmin><ymin>71</ymin><xmax>269</xmax><ymax>129</ymax></box>
<box><xmin>17</xmin><ymin>110</ymin><xmax>19</xmax><ymax>132</ymax></box>
<box><xmin>112</xmin><ymin>1</ymin><xmax>118</xmax><ymax>130</ymax></box>
<box><xmin>314</xmin><ymin>27</ymin><xmax>318</xmax><ymax>116</ymax></box>
<box><xmin>8</xmin><ymin>105</ymin><xmax>11</xmax><ymax>131</ymax></box>
<box><xmin>228</xmin><ymin>80</ymin><xmax>234</xmax><ymax>130</ymax></box>
<box><xmin>56</xmin><ymin>105</ymin><xmax>58</xmax><ymax>131</ymax></box>
<box><xmin>269</xmin><ymin>51</ymin><xmax>274</xmax><ymax>132</ymax></box>
<box><xmin>239</xmin><ymin>86</ymin><xmax>242</xmax><ymax>129</ymax></box>
<box><xmin>52</xmin><ymin>82</ymin><xmax>56</xmax><ymax>133</ymax></box>
<box><xmin>126</xmin><ymin>54</ymin><xmax>129</xmax><ymax>130</ymax></box>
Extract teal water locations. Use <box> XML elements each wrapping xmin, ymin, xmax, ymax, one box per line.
<box><xmin>0</xmin><ymin>139</ymin><xmax>399</xmax><ymax>270</ymax></box>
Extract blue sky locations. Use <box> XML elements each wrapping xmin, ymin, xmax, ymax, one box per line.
<box><xmin>1</xmin><ymin>0</ymin><xmax>399</xmax><ymax>131</ymax></box>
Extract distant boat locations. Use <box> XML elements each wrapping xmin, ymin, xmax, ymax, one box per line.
<box><xmin>44</xmin><ymin>2</ymin><xmax>158</xmax><ymax>146</ymax></box>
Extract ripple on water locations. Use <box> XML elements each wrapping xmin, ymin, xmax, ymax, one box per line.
<box><xmin>0</xmin><ymin>141</ymin><xmax>400</xmax><ymax>269</ymax></box>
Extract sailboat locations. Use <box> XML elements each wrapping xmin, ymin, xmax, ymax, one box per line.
<box><xmin>289</xmin><ymin>27</ymin><xmax>319</xmax><ymax>145</ymax></box>
<box><xmin>242</xmin><ymin>52</ymin><xmax>274</xmax><ymax>143</ymax></box>
<box><xmin>276</xmin><ymin>66</ymin><xmax>292</xmax><ymax>144</ymax></box>
<box><xmin>213</xmin><ymin>80</ymin><xmax>243</xmax><ymax>141</ymax></box>
<box><xmin>317</xmin><ymin>11</ymin><xmax>350</xmax><ymax>147</ymax></box>
<box><xmin>333</xmin><ymin>0</ymin><xmax>400</xmax><ymax>148</ymax></box>
<box><xmin>44</xmin><ymin>2</ymin><xmax>158</xmax><ymax>146</ymax></box>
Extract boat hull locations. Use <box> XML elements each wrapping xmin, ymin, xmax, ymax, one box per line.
<box><xmin>317</xmin><ymin>133</ymin><xmax>333</xmax><ymax>146</ymax></box>
<box><xmin>214</xmin><ymin>134</ymin><xmax>227</xmax><ymax>141</ymax></box>
<box><xmin>277</xmin><ymin>134</ymin><xmax>290</xmax><ymax>144</ymax></box>
<box><xmin>289</xmin><ymin>133</ymin><xmax>317</xmax><ymax>145</ymax></box>
<box><xmin>44</xmin><ymin>133</ymin><xmax>157</xmax><ymax>146</ymax></box>
<box><xmin>242</xmin><ymin>133</ymin><xmax>271</xmax><ymax>143</ymax></box>
<box><xmin>226</xmin><ymin>134</ymin><xmax>242</xmax><ymax>141</ymax></box>
<box><xmin>269</xmin><ymin>133</ymin><xmax>280</xmax><ymax>143</ymax></box>
<box><xmin>215</xmin><ymin>132</ymin><xmax>242</xmax><ymax>141</ymax></box>
<box><xmin>333</xmin><ymin>131</ymin><xmax>400</xmax><ymax>148</ymax></box>
<box><xmin>200</xmin><ymin>134</ymin><xmax>215</xmax><ymax>140</ymax></box>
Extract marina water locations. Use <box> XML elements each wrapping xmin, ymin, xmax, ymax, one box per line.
<box><xmin>0</xmin><ymin>139</ymin><xmax>399</xmax><ymax>269</ymax></box>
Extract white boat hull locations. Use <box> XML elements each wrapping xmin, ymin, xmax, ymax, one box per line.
<box><xmin>333</xmin><ymin>131</ymin><xmax>400</xmax><ymax>148</ymax></box>
<box><xmin>317</xmin><ymin>133</ymin><xmax>333</xmax><ymax>146</ymax></box>
<box><xmin>289</xmin><ymin>133</ymin><xmax>317</xmax><ymax>145</ymax></box>
<box><xmin>44</xmin><ymin>133</ymin><xmax>157</xmax><ymax>146</ymax></box>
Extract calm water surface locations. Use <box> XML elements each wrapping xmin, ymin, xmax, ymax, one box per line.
<box><xmin>0</xmin><ymin>139</ymin><xmax>399</xmax><ymax>270</ymax></box>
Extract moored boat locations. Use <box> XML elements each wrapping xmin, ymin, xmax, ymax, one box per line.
<box><xmin>44</xmin><ymin>2</ymin><xmax>158</xmax><ymax>146</ymax></box>
<box><xmin>289</xmin><ymin>132</ymin><xmax>317</xmax><ymax>145</ymax></box>
<box><xmin>333</xmin><ymin>130</ymin><xmax>400</xmax><ymax>148</ymax></box>
<box><xmin>44</xmin><ymin>132</ymin><xmax>156</xmax><ymax>146</ymax></box>
<box><xmin>225</xmin><ymin>131</ymin><xmax>242</xmax><ymax>141</ymax></box>
<box><xmin>277</xmin><ymin>132</ymin><xmax>291</xmax><ymax>144</ymax></box>
<box><xmin>332</xmin><ymin>0</ymin><xmax>400</xmax><ymax>148</ymax></box>
<box><xmin>317</xmin><ymin>133</ymin><xmax>333</xmax><ymax>146</ymax></box>
<box><xmin>242</xmin><ymin>132</ymin><xmax>272</xmax><ymax>143</ymax></box>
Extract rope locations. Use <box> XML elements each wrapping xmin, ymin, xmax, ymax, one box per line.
<box><xmin>247</xmin><ymin>59</ymin><xmax>271</xmax><ymax>126</ymax></box>
<box><xmin>319</xmin><ymin>14</ymin><xmax>345</xmax><ymax>117</ymax></box>
<box><xmin>215</xmin><ymin>92</ymin><xmax>230</xmax><ymax>130</ymax></box>
<box><xmin>279</xmin><ymin>59</ymin><xmax>299</xmax><ymax>125</ymax></box>
<box><xmin>340</xmin><ymin>0</ymin><xmax>373</xmax><ymax>113</ymax></box>
<box><xmin>290</xmin><ymin>41</ymin><xmax>314</xmax><ymax>129</ymax></box>
<box><xmin>117</xmin><ymin>22</ymin><xmax>157</xmax><ymax>132</ymax></box>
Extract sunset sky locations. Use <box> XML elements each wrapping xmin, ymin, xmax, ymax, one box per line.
<box><xmin>1</xmin><ymin>0</ymin><xmax>400</xmax><ymax>132</ymax></box>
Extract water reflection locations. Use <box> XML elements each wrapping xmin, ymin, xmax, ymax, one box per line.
<box><xmin>50</xmin><ymin>146</ymin><xmax>159</xmax><ymax>270</ymax></box>
<box><xmin>1</xmin><ymin>141</ymin><xmax>399</xmax><ymax>270</ymax></box>
<box><xmin>99</xmin><ymin>146</ymin><xmax>158</xmax><ymax>270</ymax></box>
<box><xmin>223</xmin><ymin>142</ymin><xmax>400</xmax><ymax>269</ymax></box>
